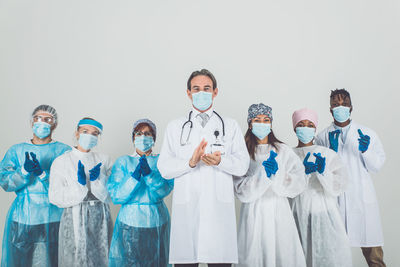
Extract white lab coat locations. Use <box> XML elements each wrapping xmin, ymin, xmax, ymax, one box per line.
<box><xmin>157</xmin><ymin>109</ymin><xmax>250</xmax><ymax>264</ymax></box>
<box><xmin>292</xmin><ymin>145</ymin><xmax>352</xmax><ymax>267</ymax></box>
<box><xmin>49</xmin><ymin>147</ymin><xmax>112</xmax><ymax>207</ymax></box>
<box><xmin>315</xmin><ymin>121</ymin><xmax>385</xmax><ymax>247</ymax></box>
<box><xmin>233</xmin><ymin>143</ymin><xmax>306</xmax><ymax>267</ymax></box>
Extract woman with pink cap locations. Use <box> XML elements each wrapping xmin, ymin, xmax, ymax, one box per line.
<box><xmin>291</xmin><ymin>108</ymin><xmax>352</xmax><ymax>267</ymax></box>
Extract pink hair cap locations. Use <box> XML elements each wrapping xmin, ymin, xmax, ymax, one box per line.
<box><xmin>292</xmin><ymin>108</ymin><xmax>318</xmax><ymax>129</ymax></box>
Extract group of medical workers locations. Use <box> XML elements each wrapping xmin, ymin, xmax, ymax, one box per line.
<box><xmin>0</xmin><ymin>69</ymin><xmax>386</xmax><ymax>267</ymax></box>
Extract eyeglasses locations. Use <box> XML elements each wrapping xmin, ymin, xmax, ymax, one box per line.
<box><xmin>134</xmin><ymin>131</ymin><xmax>153</xmax><ymax>137</ymax></box>
<box><xmin>33</xmin><ymin>115</ymin><xmax>55</xmax><ymax>124</ymax></box>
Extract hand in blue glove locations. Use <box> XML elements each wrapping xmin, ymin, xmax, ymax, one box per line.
<box><xmin>24</xmin><ymin>152</ymin><xmax>36</xmax><ymax>173</ymax></box>
<box><xmin>89</xmin><ymin>163</ymin><xmax>102</xmax><ymax>181</ymax></box>
<box><xmin>77</xmin><ymin>160</ymin><xmax>86</xmax><ymax>185</ymax></box>
<box><xmin>131</xmin><ymin>164</ymin><xmax>142</xmax><ymax>182</ymax></box>
<box><xmin>329</xmin><ymin>130</ymin><xmax>341</xmax><ymax>152</ymax></box>
<box><xmin>357</xmin><ymin>129</ymin><xmax>370</xmax><ymax>153</ymax></box>
<box><xmin>30</xmin><ymin>152</ymin><xmax>43</xmax><ymax>176</ymax></box>
<box><xmin>262</xmin><ymin>150</ymin><xmax>278</xmax><ymax>178</ymax></box>
<box><xmin>139</xmin><ymin>155</ymin><xmax>152</xmax><ymax>176</ymax></box>
<box><xmin>313</xmin><ymin>152</ymin><xmax>326</xmax><ymax>174</ymax></box>
<box><xmin>303</xmin><ymin>152</ymin><xmax>317</xmax><ymax>175</ymax></box>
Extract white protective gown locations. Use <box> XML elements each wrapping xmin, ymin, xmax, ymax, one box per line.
<box><xmin>292</xmin><ymin>145</ymin><xmax>352</xmax><ymax>267</ymax></box>
<box><xmin>157</xmin><ymin>108</ymin><xmax>250</xmax><ymax>264</ymax></box>
<box><xmin>233</xmin><ymin>143</ymin><xmax>306</xmax><ymax>267</ymax></box>
<box><xmin>49</xmin><ymin>147</ymin><xmax>113</xmax><ymax>267</ymax></box>
<box><xmin>315</xmin><ymin>121</ymin><xmax>385</xmax><ymax>247</ymax></box>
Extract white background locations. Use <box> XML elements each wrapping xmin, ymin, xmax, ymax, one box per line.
<box><xmin>0</xmin><ymin>0</ymin><xmax>399</xmax><ymax>266</ymax></box>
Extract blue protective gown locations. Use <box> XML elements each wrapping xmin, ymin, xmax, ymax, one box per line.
<box><xmin>0</xmin><ymin>141</ymin><xmax>71</xmax><ymax>267</ymax></box>
<box><xmin>107</xmin><ymin>154</ymin><xmax>173</xmax><ymax>267</ymax></box>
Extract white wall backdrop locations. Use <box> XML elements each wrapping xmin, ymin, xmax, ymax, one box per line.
<box><xmin>0</xmin><ymin>0</ymin><xmax>399</xmax><ymax>266</ymax></box>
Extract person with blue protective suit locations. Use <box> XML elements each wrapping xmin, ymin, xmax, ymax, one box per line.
<box><xmin>315</xmin><ymin>89</ymin><xmax>386</xmax><ymax>267</ymax></box>
<box><xmin>0</xmin><ymin>104</ymin><xmax>71</xmax><ymax>267</ymax></box>
<box><xmin>291</xmin><ymin>108</ymin><xmax>352</xmax><ymax>267</ymax></box>
<box><xmin>49</xmin><ymin>117</ymin><xmax>113</xmax><ymax>267</ymax></box>
<box><xmin>107</xmin><ymin>119</ymin><xmax>173</xmax><ymax>267</ymax></box>
<box><xmin>233</xmin><ymin>104</ymin><xmax>306</xmax><ymax>267</ymax></box>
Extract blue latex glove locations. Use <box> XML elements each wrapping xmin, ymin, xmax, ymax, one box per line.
<box><xmin>30</xmin><ymin>152</ymin><xmax>43</xmax><ymax>176</ymax></box>
<box><xmin>303</xmin><ymin>152</ymin><xmax>317</xmax><ymax>175</ymax></box>
<box><xmin>24</xmin><ymin>152</ymin><xmax>36</xmax><ymax>173</ymax></box>
<box><xmin>313</xmin><ymin>152</ymin><xmax>326</xmax><ymax>174</ymax></box>
<box><xmin>262</xmin><ymin>150</ymin><xmax>278</xmax><ymax>178</ymax></box>
<box><xmin>131</xmin><ymin>164</ymin><xmax>142</xmax><ymax>182</ymax></box>
<box><xmin>139</xmin><ymin>155</ymin><xmax>152</xmax><ymax>176</ymax></box>
<box><xmin>357</xmin><ymin>129</ymin><xmax>370</xmax><ymax>153</ymax></box>
<box><xmin>329</xmin><ymin>130</ymin><xmax>341</xmax><ymax>152</ymax></box>
<box><xmin>77</xmin><ymin>160</ymin><xmax>86</xmax><ymax>185</ymax></box>
<box><xmin>89</xmin><ymin>163</ymin><xmax>102</xmax><ymax>181</ymax></box>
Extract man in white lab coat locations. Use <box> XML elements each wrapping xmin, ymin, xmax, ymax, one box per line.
<box><xmin>315</xmin><ymin>89</ymin><xmax>386</xmax><ymax>267</ymax></box>
<box><xmin>157</xmin><ymin>69</ymin><xmax>250</xmax><ymax>267</ymax></box>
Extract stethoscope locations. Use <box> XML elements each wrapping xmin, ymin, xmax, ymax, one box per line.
<box><xmin>180</xmin><ymin>110</ymin><xmax>225</xmax><ymax>146</ymax></box>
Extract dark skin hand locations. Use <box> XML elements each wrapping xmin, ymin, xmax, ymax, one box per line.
<box><xmin>330</xmin><ymin>94</ymin><xmax>352</xmax><ymax>127</ymax></box>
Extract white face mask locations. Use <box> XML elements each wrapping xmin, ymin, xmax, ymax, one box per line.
<box><xmin>332</xmin><ymin>106</ymin><xmax>351</xmax><ymax>123</ymax></box>
<box><xmin>192</xmin><ymin>91</ymin><xmax>213</xmax><ymax>111</ymax></box>
<box><xmin>296</xmin><ymin>127</ymin><xmax>316</xmax><ymax>144</ymax></box>
<box><xmin>78</xmin><ymin>133</ymin><xmax>98</xmax><ymax>150</ymax></box>
<box><xmin>251</xmin><ymin>123</ymin><xmax>271</xmax><ymax>140</ymax></box>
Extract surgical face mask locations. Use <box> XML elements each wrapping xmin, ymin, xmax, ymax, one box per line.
<box><xmin>135</xmin><ymin>135</ymin><xmax>154</xmax><ymax>152</ymax></box>
<box><xmin>251</xmin><ymin>123</ymin><xmax>271</xmax><ymax>140</ymax></box>
<box><xmin>33</xmin><ymin>122</ymin><xmax>51</xmax><ymax>139</ymax></box>
<box><xmin>332</xmin><ymin>106</ymin><xmax>351</xmax><ymax>123</ymax></box>
<box><xmin>192</xmin><ymin>91</ymin><xmax>213</xmax><ymax>111</ymax></box>
<box><xmin>78</xmin><ymin>133</ymin><xmax>98</xmax><ymax>150</ymax></box>
<box><xmin>296</xmin><ymin>127</ymin><xmax>316</xmax><ymax>144</ymax></box>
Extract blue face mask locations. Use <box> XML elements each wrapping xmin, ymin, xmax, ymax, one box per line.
<box><xmin>251</xmin><ymin>123</ymin><xmax>271</xmax><ymax>140</ymax></box>
<box><xmin>33</xmin><ymin>122</ymin><xmax>51</xmax><ymax>139</ymax></box>
<box><xmin>192</xmin><ymin>91</ymin><xmax>213</xmax><ymax>111</ymax></box>
<box><xmin>78</xmin><ymin>133</ymin><xmax>98</xmax><ymax>150</ymax></box>
<box><xmin>332</xmin><ymin>106</ymin><xmax>351</xmax><ymax>123</ymax></box>
<box><xmin>135</xmin><ymin>136</ymin><xmax>154</xmax><ymax>152</ymax></box>
<box><xmin>296</xmin><ymin>127</ymin><xmax>316</xmax><ymax>144</ymax></box>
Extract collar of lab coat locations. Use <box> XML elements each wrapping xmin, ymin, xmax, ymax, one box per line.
<box><xmin>332</xmin><ymin>120</ymin><xmax>352</xmax><ymax>131</ymax></box>
<box><xmin>191</xmin><ymin>106</ymin><xmax>214</xmax><ymax>119</ymax></box>
<box><xmin>72</xmin><ymin>146</ymin><xmax>93</xmax><ymax>158</ymax></box>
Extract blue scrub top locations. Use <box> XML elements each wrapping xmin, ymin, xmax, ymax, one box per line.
<box><xmin>0</xmin><ymin>141</ymin><xmax>71</xmax><ymax>225</ymax></box>
<box><xmin>107</xmin><ymin>154</ymin><xmax>174</xmax><ymax>228</ymax></box>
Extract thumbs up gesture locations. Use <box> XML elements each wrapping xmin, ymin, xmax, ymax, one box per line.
<box><xmin>357</xmin><ymin>129</ymin><xmax>370</xmax><ymax>153</ymax></box>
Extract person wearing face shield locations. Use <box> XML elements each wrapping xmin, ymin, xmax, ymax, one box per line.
<box><xmin>291</xmin><ymin>108</ymin><xmax>352</xmax><ymax>267</ymax></box>
<box><xmin>315</xmin><ymin>89</ymin><xmax>386</xmax><ymax>267</ymax></box>
<box><xmin>48</xmin><ymin>117</ymin><xmax>113</xmax><ymax>267</ymax></box>
<box><xmin>157</xmin><ymin>69</ymin><xmax>250</xmax><ymax>266</ymax></box>
<box><xmin>107</xmin><ymin>119</ymin><xmax>173</xmax><ymax>267</ymax></box>
<box><xmin>0</xmin><ymin>104</ymin><xmax>71</xmax><ymax>267</ymax></box>
<box><xmin>233</xmin><ymin>104</ymin><xmax>306</xmax><ymax>267</ymax></box>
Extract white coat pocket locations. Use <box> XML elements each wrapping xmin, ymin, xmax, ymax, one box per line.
<box><xmin>173</xmin><ymin>175</ymin><xmax>189</xmax><ymax>204</ymax></box>
<box><xmin>215</xmin><ymin>173</ymin><xmax>234</xmax><ymax>203</ymax></box>
<box><xmin>361</xmin><ymin>178</ymin><xmax>377</xmax><ymax>204</ymax></box>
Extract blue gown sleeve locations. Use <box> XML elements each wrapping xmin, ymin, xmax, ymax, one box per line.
<box><xmin>107</xmin><ymin>157</ymin><xmax>141</xmax><ymax>204</ymax></box>
<box><xmin>0</xmin><ymin>147</ymin><xmax>31</xmax><ymax>192</ymax></box>
<box><xmin>143</xmin><ymin>169</ymin><xmax>174</xmax><ymax>200</ymax></box>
